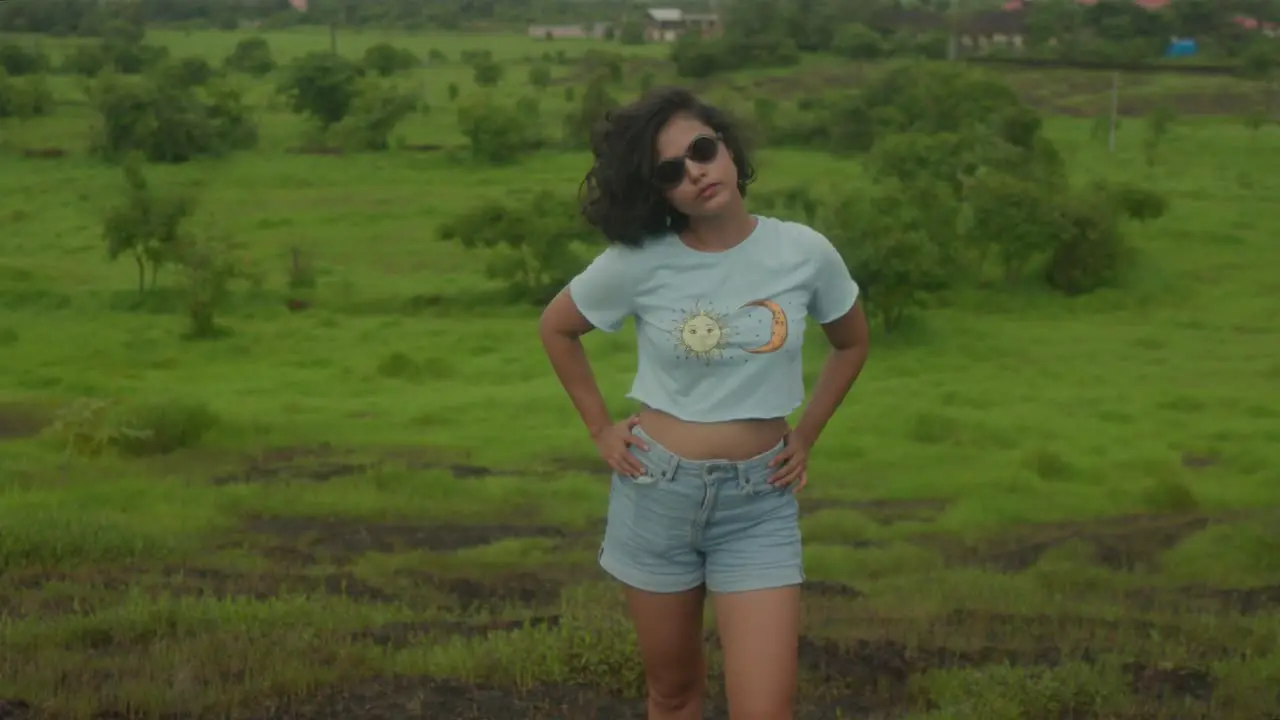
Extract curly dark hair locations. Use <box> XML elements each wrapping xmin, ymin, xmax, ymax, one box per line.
<box><xmin>579</xmin><ymin>87</ymin><xmax>757</xmax><ymax>248</ymax></box>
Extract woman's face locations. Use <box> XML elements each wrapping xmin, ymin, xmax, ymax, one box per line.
<box><xmin>653</xmin><ymin>113</ymin><xmax>739</xmax><ymax>219</ymax></box>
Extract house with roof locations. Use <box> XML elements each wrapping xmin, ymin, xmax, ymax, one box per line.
<box><xmin>644</xmin><ymin>8</ymin><xmax>721</xmax><ymax>42</ymax></box>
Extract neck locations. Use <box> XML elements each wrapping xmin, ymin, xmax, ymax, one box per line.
<box><xmin>683</xmin><ymin>200</ymin><xmax>756</xmax><ymax>252</ymax></box>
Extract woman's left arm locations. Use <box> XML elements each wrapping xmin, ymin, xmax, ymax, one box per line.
<box><xmin>792</xmin><ymin>303</ymin><xmax>870</xmax><ymax>448</ymax></box>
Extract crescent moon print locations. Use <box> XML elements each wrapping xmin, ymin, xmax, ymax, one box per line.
<box><xmin>739</xmin><ymin>299</ymin><xmax>788</xmax><ymax>354</ymax></box>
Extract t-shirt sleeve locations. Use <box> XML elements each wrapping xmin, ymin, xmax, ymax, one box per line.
<box><xmin>806</xmin><ymin>228</ymin><xmax>860</xmax><ymax>325</ymax></box>
<box><xmin>567</xmin><ymin>246</ymin><xmax>638</xmax><ymax>333</ymax></box>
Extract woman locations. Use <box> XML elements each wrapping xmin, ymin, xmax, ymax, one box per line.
<box><xmin>538</xmin><ymin>87</ymin><xmax>869</xmax><ymax>720</ymax></box>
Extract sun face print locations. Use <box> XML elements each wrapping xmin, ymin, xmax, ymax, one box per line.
<box><xmin>668</xmin><ymin>304</ymin><xmax>731</xmax><ymax>363</ymax></box>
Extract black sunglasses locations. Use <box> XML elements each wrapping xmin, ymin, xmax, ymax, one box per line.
<box><xmin>654</xmin><ymin>134</ymin><xmax>722</xmax><ymax>189</ymax></box>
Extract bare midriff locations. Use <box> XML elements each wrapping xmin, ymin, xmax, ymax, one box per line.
<box><xmin>635</xmin><ymin>406</ymin><xmax>789</xmax><ymax>461</ymax></box>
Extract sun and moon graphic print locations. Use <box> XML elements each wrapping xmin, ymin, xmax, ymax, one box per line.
<box><xmin>661</xmin><ymin>298</ymin><xmax>791</xmax><ymax>365</ymax></box>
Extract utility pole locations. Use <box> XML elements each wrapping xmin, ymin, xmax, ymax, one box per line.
<box><xmin>947</xmin><ymin>0</ymin><xmax>959</xmax><ymax>61</ymax></box>
<box><xmin>1107</xmin><ymin>71</ymin><xmax>1119</xmax><ymax>154</ymax></box>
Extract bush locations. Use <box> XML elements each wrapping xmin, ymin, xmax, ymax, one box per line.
<box><xmin>278</xmin><ymin>51</ymin><xmax>364</xmax><ymax>128</ymax></box>
<box><xmin>362</xmin><ymin>42</ymin><xmax>419</xmax><ymax>77</ymax></box>
<box><xmin>224</xmin><ymin>36</ymin><xmax>275</xmax><ymax>76</ymax></box>
<box><xmin>0</xmin><ymin>42</ymin><xmax>49</xmax><ymax>75</ymax></box>
<box><xmin>113</xmin><ymin>399</ymin><xmax>219</xmax><ymax>456</ymax></box>
<box><xmin>1044</xmin><ymin>192</ymin><xmax>1127</xmax><ymax>296</ymax></box>
<box><xmin>0</xmin><ymin>70</ymin><xmax>53</xmax><ymax>119</ymax></box>
<box><xmin>89</xmin><ymin>71</ymin><xmax>258</xmax><ymax>163</ymax></box>
<box><xmin>437</xmin><ymin>190</ymin><xmax>596</xmax><ymax>304</ymax></box>
<box><xmin>332</xmin><ymin>78</ymin><xmax>418</xmax><ymax>151</ymax></box>
<box><xmin>562</xmin><ymin>76</ymin><xmax>618</xmax><ymax>149</ymax></box>
<box><xmin>457</xmin><ymin>95</ymin><xmax>543</xmax><ymax>164</ymax></box>
<box><xmin>472</xmin><ymin>60</ymin><xmax>504</xmax><ymax>88</ymax></box>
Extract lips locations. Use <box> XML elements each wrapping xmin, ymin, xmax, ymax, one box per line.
<box><xmin>697</xmin><ymin>183</ymin><xmax>720</xmax><ymax>199</ymax></box>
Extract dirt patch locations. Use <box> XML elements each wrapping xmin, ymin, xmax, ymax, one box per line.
<box><xmin>213</xmin><ymin>443</ymin><xmax>607</xmax><ymax>485</ymax></box>
<box><xmin>351</xmin><ymin>615</ymin><xmax>561</xmax><ymax>650</ymax></box>
<box><xmin>417</xmin><ymin>571</ymin><xmax>565</xmax><ymax>612</ymax></box>
<box><xmin>248</xmin><ymin>674</ymin><xmax>906</xmax><ymax>720</ymax></box>
<box><xmin>242</xmin><ymin>515</ymin><xmax>567</xmax><ymax>565</ymax></box>
<box><xmin>927</xmin><ymin>512</ymin><xmax>1216</xmax><ymax>572</ymax></box>
<box><xmin>1126</xmin><ymin>660</ymin><xmax>1215</xmax><ymax>702</ymax></box>
<box><xmin>162</xmin><ymin>566</ymin><xmax>397</xmax><ymax>603</ymax></box>
<box><xmin>0</xmin><ymin>402</ymin><xmax>49</xmax><ymax>440</ymax></box>
<box><xmin>211</xmin><ymin>444</ymin><xmax>502</xmax><ymax>485</ymax></box>
<box><xmin>0</xmin><ymin>699</ymin><xmax>29</xmax><ymax>720</ymax></box>
<box><xmin>20</xmin><ymin>147</ymin><xmax>66</xmax><ymax>159</ymax></box>
<box><xmin>806</xmin><ymin>580</ymin><xmax>865</xmax><ymax>599</ymax></box>
<box><xmin>802</xmin><ymin>497</ymin><xmax>949</xmax><ymax>525</ymax></box>
<box><xmin>1127</xmin><ymin>584</ymin><xmax>1280</xmax><ymax>615</ymax></box>
<box><xmin>0</xmin><ymin>565</ymin><xmax>403</xmax><ymax>619</ymax></box>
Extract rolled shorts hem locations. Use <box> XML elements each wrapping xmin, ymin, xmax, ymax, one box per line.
<box><xmin>599</xmin><ymin>550</ymin><xmax>704</xmax><ymax>594</ymax></box>
<box><xmin>706</xmin><ymin>570</ymin><xmax>805</xmax><ymax>595</ymax></box>
<box><xmin>600</xmin><ymin>549</ymin><xmax>805</xmax><ymax>595</ymax></box>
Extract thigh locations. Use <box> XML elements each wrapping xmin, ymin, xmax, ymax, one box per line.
<box><xmin>711</xmin><ymin>586</ymin><xmax>801</xmax><ymax>720</ymax></box>
<box><xmin>625</xmin><ymin>585</ymin><xmax>708</xmax><ymax>695</ymax></box>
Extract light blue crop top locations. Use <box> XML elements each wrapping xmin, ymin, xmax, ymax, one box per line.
<box><xmin>567</xmin><ymin>215</ymin><xmax>860</xmax><ymax>423</ymax></box>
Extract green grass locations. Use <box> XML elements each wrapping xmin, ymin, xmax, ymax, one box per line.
<box><xmin>2</xmin><ymin>27</ymin><xmax>1280</xmax><ymax>719</ymax></box>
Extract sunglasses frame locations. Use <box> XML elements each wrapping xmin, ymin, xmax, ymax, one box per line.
<box><xmin>654</xmin><ymin>133</ymin><xmax>723</xmax><ymax>189</ymax></box>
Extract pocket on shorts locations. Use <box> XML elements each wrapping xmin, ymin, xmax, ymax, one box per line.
<box><xmin>611</xmin><ymin>445</ymin><xmax>668</xmax><ymax>486</ymax></box>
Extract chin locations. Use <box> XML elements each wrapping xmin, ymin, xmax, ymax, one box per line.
<box><xmin>688</xmin><ymin>188</ymin><xmax>734</xmax><ymax>217</ymax></box>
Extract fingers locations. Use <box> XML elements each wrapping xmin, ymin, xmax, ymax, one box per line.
<box><xmin>625</xmin><ymin>433</ymin><xmax>649</xmax><ymax>452</ymax></box>
<box><xmin>771</xmin><ymin>463</ymin><xmax>803</xmax><ymax>488</ymax></box>
<box><xmin>610</xmin><ymin>446</ymin><xmax>646</xmax><ymax>477</ymax></box>
<box><xmin>790</xmin><ymin>470</ymin><xmax>808</xmax><ymax>495</ymax></box>
<box><xmin>767</xmin><ymin>446</ymin><xmax>793</xmax><ymax>469</ymax></box>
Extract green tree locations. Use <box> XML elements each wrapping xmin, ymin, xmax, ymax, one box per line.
<box><xmin>278</xmin><ymin>51</ymin><xmax>364</xmax><ymax>127</ymax></box>
<box><xmin>333</xmin><ymin>78</ymin><xmax>418</xmax><ymax>151</ymax></box>
<box><xmin>457</xmin><ymin>95</ymin><xmax>541</xmax><ymax>164</ymax></box>
<box><xmin>362</xmin><ymin>42</ymin><xmax>419</xmax><ymax>77</ymax></box>
<box><xmin>960</xmin><ymin>169</ymin><xmax>1063</xmax><ymax>281</ymax></box>
<box><xmin>102</xmin><ymin>158</ymin><xmax>196</xmax><ymax>294</ymax></box>
<box><xmin>528</xmin><ymin>63</ymin><xmax>552</xmax><ymax>90</ymax></box>
<box><xmin>472</xmin><ymin>60</ymin><xmax>504</xmax><ymax>88</ymax></box>
<box><xmin>563</xmin><ymin>76</ymin><xmax>618</xmax><ymax>149</ymax></box>
<box><xmin>88</xmin><ymin>71</ymin><xmax>257</xmax><ymax>163</ymax></box>
<box><xmin>437</xmin><ymin>190</ymin><xmax>596</xmax><ymax>304</ymax></box>
<box><xmin>224</xmin><ymin>36</ymin><xmax>276</xmax><ymax>76</ymax></box>
<box><xmin>823</xmin><ymin>180</ymin><xmax>954</xmax><ymax>332</ymax></box>
<box><xmin>1142</xmin><ymin>105</ymin><xmax>1175</xmax><ymax>167</ymax></box>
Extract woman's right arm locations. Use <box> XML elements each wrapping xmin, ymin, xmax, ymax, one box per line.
<box><xmin>538</xmin><ymin>289</ymin><xmax>614</xmax><ymax>441</ymax></box>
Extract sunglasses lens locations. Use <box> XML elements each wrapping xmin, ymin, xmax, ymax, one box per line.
<box><xmin>655</xmin><ymin>160</ymin><xmax>684</xmax><ymax>187</ymax></box>
<box><xmin>688</xmin><ymin>135</ymin><xmax>719</xmax><ymax>163</ymax></box>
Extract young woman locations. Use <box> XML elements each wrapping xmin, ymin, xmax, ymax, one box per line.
<box><xmin>538</xmin><ymin>87</ymin><xmax>870</xmax><ymax>720</ymax></box>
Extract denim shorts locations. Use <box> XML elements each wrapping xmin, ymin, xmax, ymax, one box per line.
<box><xmin>598</xmin><ymin>426</ymin><xmax>804</xmax><ymax>594</ymax></box>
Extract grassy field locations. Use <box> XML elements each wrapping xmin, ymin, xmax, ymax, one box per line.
<box><xmin>2</xmin><ymin>26</ymin><xmax>1280</xmax><ymax>720</ymax></box>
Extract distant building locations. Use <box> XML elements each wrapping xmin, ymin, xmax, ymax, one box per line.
<box><xmin>644</xmin><ymin>8</ymin><xmax>721</xmax><ymax>43</ymax></box>
<box><xmin>528</xmin><ymin>23</ymin><xmax>612</xmax><ymax>40</ymax></box>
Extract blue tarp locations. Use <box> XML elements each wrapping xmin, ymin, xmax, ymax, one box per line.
<box><xmin>1165</xmin><ymin>38</ymin><xmax>1198</xmax><ymax>58</ymax></box>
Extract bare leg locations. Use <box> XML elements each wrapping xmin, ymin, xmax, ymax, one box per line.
<box><xmin>712</xmin><ymin>585</ymin><xmax>801</xmax><ymax>720</ymax></box>
<box><xmin>625</xmin><ymin>584</ymin><xmax>708</xmax><ymax>720</ymax></box>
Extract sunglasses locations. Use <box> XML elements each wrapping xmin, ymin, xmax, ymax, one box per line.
<box><xmin>654</xmin><ymin>133</ymin><xmax>722</xmax><ymax>189</ymax></box>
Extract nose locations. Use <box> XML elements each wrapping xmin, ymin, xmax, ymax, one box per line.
<box><xmin>687</xmin><ymin>160</ymin><xmax>707</xmax><ymax>183</ymax></box>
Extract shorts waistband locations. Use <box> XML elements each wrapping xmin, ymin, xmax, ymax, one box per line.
<box><xmin>630</xmin><ymin>425</ymin><xmax>785</xmax><ymax>479</ymax></box>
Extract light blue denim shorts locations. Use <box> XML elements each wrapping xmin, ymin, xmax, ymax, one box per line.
<box><xmin>598</xmin><ymin>426</ymin><xmax>804</xmax><ymax>594</ymax></box>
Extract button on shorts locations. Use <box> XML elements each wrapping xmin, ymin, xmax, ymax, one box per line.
<box><xmin>598</xmin><ymin>426</ymin><xmax>805</xmax><ymax>594</ymax></box>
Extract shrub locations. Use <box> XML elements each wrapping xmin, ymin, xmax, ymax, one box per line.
<box><xmin>362</xmin><ymin>42</ymin><xmax>419</xmax><ymax>77</ymax></box>
<box><xmin>224</xmin><ymin>36</ymin><xmax>276</xmax><ymax>76</ymax></box>
<box><xmin>277</xmin><ymin>51</ymin><xmax>364</xmax><ymax>128</ymax></box>
<box><xmin>437</xmin><ymin>190</ymin><xmax>595</xmax><ymax>304</ymax></box>
<box><xmin>89</xmin><ymin>71</ymin><xmax>257</xmax><ymax>163</ymax></box>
